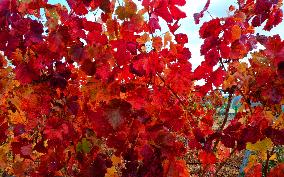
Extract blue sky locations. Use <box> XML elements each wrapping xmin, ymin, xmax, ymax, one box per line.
<box><xmin>47</xmin><ymin>0</ymin><xmax>284</xmax><ymax>70</ymax></box>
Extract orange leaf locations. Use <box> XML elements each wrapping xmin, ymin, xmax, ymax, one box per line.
<box><xmin>231</xmin><ymin>25</ymin><xmax>242</xmax><ymax>41</ymax></box>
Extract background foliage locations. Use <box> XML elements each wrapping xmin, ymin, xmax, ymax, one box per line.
<box><xmin>0</xmin><ymin>0</ymin><xmax>284</xmax><ymax>176</ymax></box>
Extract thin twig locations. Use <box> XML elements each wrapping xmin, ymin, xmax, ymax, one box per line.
<box><xmin>213</xmin><ymin>92</ymin><xmax>233</xmax><ymax>152</ymax></box>
<box><xmin>206</xmin><ymin>10</ymin><xmax>214</xmax><ymax>19</ymax></box>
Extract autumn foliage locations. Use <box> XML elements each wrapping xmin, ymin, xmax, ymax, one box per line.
<box><xmin>0</xmin><ymin>0</ymin><xmax>284</xmax><ymax>176</ymax></box>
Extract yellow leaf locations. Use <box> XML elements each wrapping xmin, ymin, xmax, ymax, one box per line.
<box><xmin>265</xmin><ymin>111</ymin><xmax>274</xmax><ymax>122</ymax></box>
<box><xmin>246</xmin><ymin>138</ymin><xmax>273</xmax><ymax>152</ymax></box>
<box><xmin>138</xmin><ymin>8</ymin><xmax>147</xmax><ymax>16</ymax></box>
<box><xmin>269</xmin><ymin>153</ymin><xmax>277</xmax><ymax>161</ymax></box>
<box><xmin>260</xmin><ymin>150</ymin><xmax>267</xmax><ymax>160</ymax></box>
<box><xmin>246</xmin><ymin>138</ymin><xmax>273</xmax><ymax>160</ymax></box>
<box><xmin>111</xmin><ymin>155</ymin><xmax>122</xmax><ymax>166</ymax></box>
<box><xmin>105</xmin><ymin>166</ymin><xmax>118</xmax><ymax>177</ymax></box>
<box><xmin>273</xmin><ymin>113</ymin><xmax>284</xmax><ymax>129</ymax></box>
<box><xmin>248</xmin><ymin>154</ymin><xmax>258</xmax><ymax>163</ymax></box>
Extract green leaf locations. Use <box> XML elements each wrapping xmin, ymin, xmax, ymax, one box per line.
<box><xmin>76</xmin><ymin>138</ymin><xmax>92</xmax><ymax>153</ymax></box>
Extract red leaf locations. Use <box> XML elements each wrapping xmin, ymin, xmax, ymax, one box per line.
<box><xmin>82</xmin><ymin>19</ymin><xmax>102</xmax><ymax>32</ymax></box>
<box><xmin>160</xmin><ymin>105</ymin><xmax>184</xmax><ymax>131</ymax></box>
<box><xmin>0</xmin><ymin>121</ymin><xmax>8</xmax><ymax>144</ymax></box>
<box><xmin>0</xmin><ymin>31</ymin><xmax>9</xmax><ymax>52</ymax></box>
<box><xmin>79</xmin><ymin>153</ymin><xmax>112</xmax><ymax>177</ymax></box>
<box><xmin>170</xmin><ymin>0</ymin><xmax>186</xmax><ymax>6</ymax></box>
<box><xmin>87</xmin><ymin>109</ymin><xmax>114</xmax><ymax>137</ymax></box>
<box><xmin>245</xmin><ymin>163</ymin><xmax>262</xmax><ymax>177</ymax></box>
<box><xmin>106</xmin><ymin>131</ymin><xmax>128</xmax><ymax>154</ymax></box>
<box><xmin>199</xmin><ymin>150</ymin><xmax>216</xmax><ymax>165</ymax></box>
<box><xmin>43</xmin><ymin>117</ymin><xmax>70</xmax><ymax>141</ymax></box>
<box><xmin>80</xmin><ymin>59</ymin><xmax>96</xmax><ymax>76</ymax></box>
<box><xmin>199</xmin><ymin>18</ymin><xmax>222</xmax><ymax>39</ymax></box>
<box><xmin>204</xmin><ymin>47</ymin><xmax>220</xmax><ymax>67</ymax></box>
<box><xmin>154</xmin><ymin>1</ymin><xmax>173</xmax><ymax>23</ymax></box>
<box><xmin>34</xmin><ymin>140</ymin><xmax>48</xmax><ymax>154</ymax></box>
<box><xmin>133</xmin><ymin>52</ymin><xmax>163</xmax><ymax>76</ymax></box>
<box><xmin>210</xmin><ymin>67</ymin><xmax>225</xmax><ymax>87</ymax></box>
<box><xmin>169</xmin><ymin>5</ymin><xmax>186</xmax><ymax>20</ymax></box>
<box><xmin>87</xmin><ymin>31</ymin><xmax>108</xmax><ymax>45</ymax></box>
<box><xmin>167</xmin><ymin>62</ymin><xmax>193</xmax><ymax>93</ymax></box>
<box><xmin>110</xmin><ymin>39</ymin><xmax>131</xmax><ymax>66</ymax></box>
<box><xmin>176</xmin><ymin>47</ymin><xmax>191</xmax><ymax>62</ymax></box>
<box><xmin>50</xmin><ymin>74</ymin><xmax>68</xmax><ymax>89</ymax></box>
<box><xmin>15</xmin><ymin>63</ymin><xmax>39</xmax><ymax>84</ymax></box>
<box><xmin>38</xmin><ymin>147</ymin><xmax>66</xmax><ymax>174</ymax></box>
<box><xmin>200</xmin><ymin>36</ymin><xmax>219</xmax><ymax>55</ymax></box>
<box><xmin>175</xmin><ymin>33</ymin><xmax>188</xmax><ymax>45</ymax></box>
<box><xmin>11</xmin><ymin>138</ymin><xmax>33</xmax><ymax>159</ymax></box>
<box><xmin>277</xmin><ymin>61</ymin><xmax>284</xmax><ymax>79</ymax></box>
<box><xmin>142</xmin><ymin>0</ymin><xmax>151</xmax><ymax>7</ymax></box>
<box><xmin>149</xmin><ymin>16</ymin><xmax>161</xmax><ymax>32</ymax></box>
<box><xmin>193</xmin><ymin>62</ymin><xmax>212</xmax><ymax>80</ymax></box>
<box><xmin>193</xmin><ymin>128</ymin><xmax>205</xmax><ymax>144</ymax></box>
<box><xmin>268</xmin><ymin>163</ymin><xmax>284</xmax><ymax>177</ymax></box>
<box><xmin>168</xmin><ymin>20</ymin><xmax>180</xmax><ymax>34</ymax></box>
<box><xmin>220</xmin><ymin>41</ymin><xmax>231</xmax><ymax>58</ymax></box>
<box><xmin>13</xmin><ymin>124</ymin><xmax>25</xmax><ymax>136</ymax></box>
<box><xmin>264</xmin><ymin>7</ymin><xmax>283</xmax><ymax>31</ymax></box>
<box><xmin>67</xmin><ymin>0</ymin><xmax>88</xmax><ymax>15</ymax></box>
